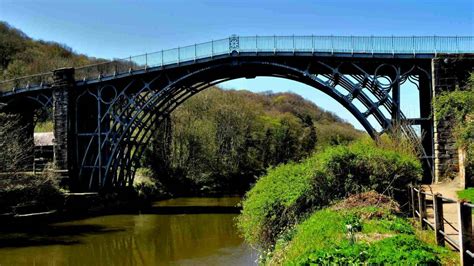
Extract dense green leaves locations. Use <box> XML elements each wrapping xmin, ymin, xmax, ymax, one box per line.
<box><xmin>237</xmin><ymin>138</ymin><xmax>421</xmax><ymax>248</ymax></box>
<box><xmin>143</xmin><ymin>87</ymin><xmax>362</xmax><ymax>195</ymax></box>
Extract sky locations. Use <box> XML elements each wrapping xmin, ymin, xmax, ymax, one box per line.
<box><xmin>1</xmin><ymin>0</ymin><xmax>473</xmax><ymax>130</ymax></box>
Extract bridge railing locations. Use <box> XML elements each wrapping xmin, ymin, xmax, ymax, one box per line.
<box><xmin>1</xmin><ymin>35</ymin><xmax>473</xmax><ymax>93</ymax></box>
<box><xmin>409</xmin><ymin>185</ymin><xmax>474</xmax><ymax>265</ymax></box>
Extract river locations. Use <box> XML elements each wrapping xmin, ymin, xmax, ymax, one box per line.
<box><xmin>0</xmin><ymin>197</ymin><xmax>258</xmax><ymax>266</ymax></box>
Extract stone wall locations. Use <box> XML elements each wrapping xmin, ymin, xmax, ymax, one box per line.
<box><xmin>432</xmin><ymin>56</ymin><xmax>473</xmax><ymax>183</ymax></box>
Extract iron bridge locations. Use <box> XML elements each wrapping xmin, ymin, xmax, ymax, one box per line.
<box><xmin>0</xmin><ymin>35</ymin><xmax>473</xmax><ymax>191</ymax></box>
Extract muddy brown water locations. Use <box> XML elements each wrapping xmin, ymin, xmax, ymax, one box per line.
<box><xmin>0</xmin><ymin>197</ymin><xmax>258</xmax><ymax>266</ymax></box>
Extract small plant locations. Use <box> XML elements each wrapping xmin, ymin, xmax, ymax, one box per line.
<box><xmin>344</xmin><ymin>214</ymin><xmax>362</xmax><ymax>244</ymax></box>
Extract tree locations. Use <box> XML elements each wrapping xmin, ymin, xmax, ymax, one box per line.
<box><xmin>142</xmin><ymin>87</ymin><xmax>363</xmax><ymax>195</ymax></box>
<box><xmin>0</xmin><ymin>112</ymin><xmax>33</xmax><ymax>173</ymax></box>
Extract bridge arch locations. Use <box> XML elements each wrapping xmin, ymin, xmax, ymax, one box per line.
<box><xmin>76</xmin><ymin>58</ymin><xmax>416</xmax><ymax>190</ymax></box>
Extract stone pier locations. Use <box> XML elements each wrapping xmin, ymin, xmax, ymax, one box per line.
<box><xmin>52</xmin><ymin>68</ymin><xmax>76</xmax><ymax>187</ymax></box>
<box><xmin>432</xmin><ymin>56</ymin><xmax>473</xmax><ymax>184</ymax></box>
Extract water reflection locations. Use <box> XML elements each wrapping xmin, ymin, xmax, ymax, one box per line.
<box><xmin>0</xmin><ymin>197</ymin><xmax>257</xmax><ymax>266</ymax></box>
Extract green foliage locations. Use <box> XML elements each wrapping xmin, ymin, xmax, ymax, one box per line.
<box><xmin>0</xmin><ymin>21</ymin><xmax>100</xmax><ymax>83</ymax></box>
<box><xmin>237</xmin><ymin>138</ymin><xmax>421</xmax><ymax>248</ymax></box>
<box><xmin>264</xmin><ymin>206</ymin><xmax>450</xmax><ymax>265</ymax></box>
<box><xmin>34</xmin><ymin>121</ymin><xmax>53</xmax><ymax>132</ymax></box>
<box><xmin>143</xmin><ymin>87</ymin><xmax>363</xmax><ymax>196</ymax></box>
<box><xmin>297</xmin><ymin>235</ymin><xmax>441</xmax><ymax>265</ymax></box>
<box><xmin>133</xmin><ymin>168</ymin><xmax>168</xmax><ymax>201</ymax></box>
<box><xmin>457</xmin><ymin>188</ymin><xmax>474</xmax><ymax>202</ymax></box>
<box><xmin>434</xmin><ymin>72</ymin><xmax>474</xmax><ymax>177</ymax></box>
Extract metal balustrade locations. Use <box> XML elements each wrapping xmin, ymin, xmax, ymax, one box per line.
<box><xmin>1</xmin><ymin>35</ymin><xmax>473</xmax><ymax>93</ymax></box>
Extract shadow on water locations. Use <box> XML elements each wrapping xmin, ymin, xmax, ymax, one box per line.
<box><xmin>0</xmin><ymin>224</ymin><xmax>124</xmax><ymax>248</ymax></box>
<box><xmin>0</xmin><ymin>197</ymin><xmax>258</xmax><ymax>265</ymax></box>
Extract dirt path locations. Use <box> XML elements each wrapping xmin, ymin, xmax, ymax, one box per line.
<box><xmin>422</xmin><ymin>180</ymin><xmax>463</xmax><ymax>248</ymax></box>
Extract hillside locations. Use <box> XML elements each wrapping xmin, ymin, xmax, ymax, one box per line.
<box><xmin>142</xmin><ymin>87</ymin><xmax>364</xmax><ymax>195</ymax></box>
<box><xmin>0</xmin><ymin>21</ymin><xmax>102</xmax><ymax>80</ymax></box>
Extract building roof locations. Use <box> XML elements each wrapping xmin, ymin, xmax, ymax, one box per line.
<box><xmin>34</xmin><ymin>132</ymin><xmax>54</xmax><ymax>146</ymax></box>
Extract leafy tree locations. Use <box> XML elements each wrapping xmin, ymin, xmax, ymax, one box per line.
<box><xmin>143</xmin><ymin>87</ymin><xmax>364</xmax><ymax>195</ymax></box>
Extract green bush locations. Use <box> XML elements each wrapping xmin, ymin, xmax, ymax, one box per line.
<box><xmin>133</xmin><ymin>168</ymin><xmax>168</xmax><ymax>201</ymax></box>
<box><xmin>237</xmin><ymin>138</ymin><xmax>421</xmax><ymax>248</ymax></box>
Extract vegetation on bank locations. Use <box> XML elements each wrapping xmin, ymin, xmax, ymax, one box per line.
<box><xmin>0</xmin><ymin>173</ymin><xmax>63</xmax><ymax>214</ymax></box>
<box><xmin>434</xmin><ymin>72</ymin><xmax>474</xmax><ymax>179</ymax></box>
<box><xmin>237</xmin><ymin>138</ymin><xmax>421</xmax><ymax>248</ymax></box>
<box><xmin>0</xmin><ymin>113</ymin><xmax>63</xmax><ymax>214</ymax></box>
<box><xmin>266</xmin><ymin>193</ymin><xmax>457</xmax><ymax>265</ymax></box>
<box><xmin>457</xmin><ymin>188</ymin><xmax>474</xmax><ymax>202</ymax></box>
<box><xmin>142</xmin><ymin>87</ymin><xmax>363</xmax><ymax>196</ymax></box>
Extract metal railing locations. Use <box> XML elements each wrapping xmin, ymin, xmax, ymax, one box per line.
<box><xmin>409</xmin><ymin>185</ymin><xmax>474</xmax><ymax>265</ymax></box>
<box><xmin>1</xmin><ymin>35</ymin><xmax>473</xmax><ymax>93</ymax></box>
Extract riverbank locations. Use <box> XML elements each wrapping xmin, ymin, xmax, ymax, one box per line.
<box><xmin>265</xmin><ymin>193</ymin><xmax>458</xmax><ymax>265</ymax></box>
<box><xmin>236</xmin><ymin>138</ymin><xmax>458</xmax><ymax>264</ymax></box>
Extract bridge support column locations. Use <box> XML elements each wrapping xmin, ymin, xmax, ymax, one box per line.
<box><xmin>52</xmin><ymin>68</ymin><xmax>76</xmax><ymax>188</ymax></box>
<box><xmin>391</xmin><ymin>74</ymin><xmax>401</xmax><ymax>123</ymax></box>
<box><xmin>432</xmin><ymin>56</ymin><xmax>473</xmax><ymax>185</ymax></box>
<box><xmin>419</xmin><ymin>74</ymin><xmax>435</xmax><ymax>183</ymax></box>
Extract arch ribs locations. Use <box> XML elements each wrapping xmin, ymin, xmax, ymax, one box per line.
<box><xmin>69</xmin><ymin>58</ymin><xmax>430</xmax><ymax>191</ymax></box>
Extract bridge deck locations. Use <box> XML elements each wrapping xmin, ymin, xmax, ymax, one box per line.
<box><xmin>0</xmin><ymin>35</ymin><xmax>473</xmax><ymax>96</ymax></box>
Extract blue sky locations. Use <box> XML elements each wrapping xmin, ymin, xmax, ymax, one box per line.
<box><xmin>1</xmin><ymin>0</ymin><xmax>473</xmax><ymax>130</ymax></box>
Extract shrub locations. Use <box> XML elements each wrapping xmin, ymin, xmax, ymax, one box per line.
<box><xmin>0</xmin><ymin>173</ymin><xmax>64</xmax><ymax>214</ymax></box>
<box><xmin>133</xmin><ymin>168</ymin><xmax>168</xmax><ymax>201</ymax></box>
<box><xmin>237</xmin><ymin>138</ymin><xmax>421</xmax><ymax>248</ymax></box>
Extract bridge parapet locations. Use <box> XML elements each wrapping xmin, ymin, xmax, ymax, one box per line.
<box><xmin>1</xmin><ymin>35</ymin><xmax>473</xmax><ymax>95</ymax></box>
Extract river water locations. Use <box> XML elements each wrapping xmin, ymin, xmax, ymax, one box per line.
<box><xmin>0</xmin><ymin>197</ymin><xmax>258</xmax><ymax>266</ymax></box>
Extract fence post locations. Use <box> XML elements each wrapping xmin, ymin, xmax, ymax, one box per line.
<box><xmin>410</xmin><ymin>185</ymin><xmax>416</xmax><ymax>218</ymax></box>
<box><xmin>418</xmin><ymin>189</ymin><xmax>426</xmax><ymax>229</ymax></box>
<box><xmin>433</xmin><ymin>193</ymin><xmax>445</xmax><ymax>246</ymax></box>
<box><xmin>458</xmin><ymin>201</ymin><xmax>473</xmax><ymax>266</ymax></box>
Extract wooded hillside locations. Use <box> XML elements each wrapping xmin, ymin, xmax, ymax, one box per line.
<box><xmin>143</xmin><ymin>87</ymin><xmax>364</xmax><ymax>195</ymax></box>
<box><xmin>0</xmin><ymin>21</ymin><xmax>102</xmax><ymax>80</ymax></box>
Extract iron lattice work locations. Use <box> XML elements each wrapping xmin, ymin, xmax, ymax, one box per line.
<box><xmin>74</xmin><ymin>57</ymin><xmax>432</xmax><ymax>191</ymax></box>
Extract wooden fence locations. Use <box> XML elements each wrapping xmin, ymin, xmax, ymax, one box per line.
<box><xmin>409</xmin><ymin>185</ymin><xmax>474</xmax><ymax>265</ymax></box>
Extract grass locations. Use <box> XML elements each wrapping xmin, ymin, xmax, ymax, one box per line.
<box><xmin>266</xmin><ymin>206</ymin><xmax>458</xmax><ymax>265</ymax></box>
<box><xmin>457</xmin><ymin>188</ymin><xmax>474</xmax><ymax>202</ymax></box>
<box><xmin>237</xmin><ymin>138</ymin><xmax>421</xmax><ymax>248</ymax></box>
<box><xmin>34</xmin><ymin>121</ymin><xmax>53</xmax><ymax>132</ymax></box>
